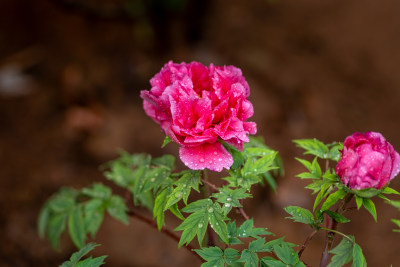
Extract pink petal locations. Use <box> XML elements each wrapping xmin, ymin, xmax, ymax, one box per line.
<box><xmin>179</xmin><ymin>143</ymin><xmax>233</xmax><ymax>172</ymax></box>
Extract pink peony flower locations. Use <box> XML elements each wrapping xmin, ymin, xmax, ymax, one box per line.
<box><xmin>336</xmin><ymin>131</ymin><xmax>400</xmax><ymax>190</ymax></box>
<box><xmin>140</xmin><ymin>61</ymin><xmax>257</xmax><ymax>171</ymax></box>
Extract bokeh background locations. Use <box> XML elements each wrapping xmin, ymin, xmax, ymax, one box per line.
<box><xmin>1</xmin><ymin>0</ymin><xmax>400</xmax><ymax>266</ymax></box>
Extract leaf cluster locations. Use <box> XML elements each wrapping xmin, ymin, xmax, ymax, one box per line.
<box><xmin>59</xmin><ymin>242</ymin><xmax>106</xmax><ymax>267</ymax></box>
<box><xmin>38</xmin><ymin>183</ymin><xmax>129</xmax><ymax>250</ymax></box>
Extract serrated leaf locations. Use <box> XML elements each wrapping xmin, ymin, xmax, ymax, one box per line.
<box><xmin>327</xmin><ymin>237</ymin><xmax>354</xmax><ymax>267</ymax></box>
<box><xmin>48</xmin><ymin>213</ymin><xmax>68</xmax><ymax>250</ymax></box>
<box><xmin>60</xmin><ymin>242</ymin><xmax>106</xmax><ymax>267</ymax></box>
<box><xmin>153</xmin><ymin>187</ymin><xmax>170</xmax><ymax>230</ymax></box>
<box><xmin>321</xmin><ymin>189</ymin><xmax>346</xmax><ymax>211</ymax></box>
<box><xmin>352</xmin><ymin>243</ymin><xmax>366</xmax><ymax>267</ymax></box>
<box><xmin>141</xmin><ymin>167</ymin><xmax>170</xmax><ymax>193</ymax></box>
<box><xmin>273</xmin><ymin>242</ymin><xmax>299</xmax><ymax>265</ymax></box>
<box><xmin>284</xmin><ymin>206</ymin><xmax>315</xmax><ymax>225</ymax></box>
<box><xmin>242</xmin><ymin>152</ymin><xmax>278</xmax><ymax>176</ymax></box>
<box><xmin>106</xmin><ymin>195</ymin><xmax>129</xmax><ymax>225</ymax></box>
<box><xmin>327</xmin><ymin>142</ymin><xmax>343</xmax><ymax>162</ymax></box>
<box><xmin>227</xmin><ymin>221</ymin><xmax>242</xmax><ymax>245</ymax></box>
<box><xmin>152</xmin><ymin>154</ymin><xmax>175</xmax><ymax>169</ymax></box>
<box><xmin>74</xmin><ymin>255</ymin><xmax>107</xmax><ymax>267</ymax></box>
<box><xmin>208</xmin><ymin>203</ymin><xmax>229</xmax><ymax>244</ymax></box>
<box><xmin>165</xmin><ymin>172</ymin><xmax>201</xmax><ymax>209</ymax></box>
<box><xmin>175</xmin><ymin>209</ymin><xmax>208</xmax><ymax>247</ymax></box>
<box><xmin>237</xmin><ymin>219</ymin><xmax>273</xmax><ymax>238</ymax></box>
<box><xmin>224</xmin><ymin>248</ymin><xmax>240</xmax><ymax>265</ymax></box>
<box><xmin>68</xmin><ymin>206</ymin><xmax>86</xmax><ymax>249</ymax></box>
<box><xmin>213</xmin><ymin>187</ymin><xmax>252</xmax><ymax>210</ymax></box>
<box><xmin>169</xmin><ymin>203</ymin><xmax>185</xmax><ymax>220</ymax></box>
<box><xmin>104</xmin><ymin>161</ymin><xmax>134</xmax><ymax>187</ymax></box>
<box><xmin>182</xmin><ymin>198</ymin><xmax>213</xmax><ymax>213</ymax></box>
<box><xmin>295</xmin><ymin>157</ymin><xmax>321</xmax><ymax>179</ymax></box>
<box><xmin>324</xmin><ymin>210</ymin><xmax>350</xmax><ymax>223</ymax></box>
<box><xmin>240</xmin><ymin>249</ymin><xmax>259</xmax><ymax>267</ymax></box>
<box><xmin>195</xmin><ymin>246</ymin><xmax>223</xmax><ymax>261</ymax></box>
<box><xmin>293</xmin><ymin>138</ymin><xmax>330</xmax><ymax>159</ymax></box>
<box><xmin>132</xmin><ymin>165</ymin><xmax>149</xmax><ymax>203</ymax></box>
<box><xmin>313</xmin><ymin>183</ymin><xmax>331</xmax><ymax>211</ymax></box>
<box><xmin>261</xmin><ymin>257</ymin><xmax>287</xmax><ymax>267</ymax></box>
<box><xmin>362</xmin><ymin>198</ymin><xmax>377</xmax><ymax>222</ymax></box>
<box><xmin>161</xmin><ymin>136</ymin><xmax>172</xmax><ymax>148</ymax></box>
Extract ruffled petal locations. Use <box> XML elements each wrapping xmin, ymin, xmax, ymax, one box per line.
<box><xmin>179</xmin><ymin>143</ymin><xmax>233</xmax><ymax>172</ymax></box>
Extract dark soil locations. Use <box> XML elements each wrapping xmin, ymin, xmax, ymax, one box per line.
<box><xmin>1</xmin><ymin>0</ymin><xmax>400</xmax><ymax>266</ymax></box>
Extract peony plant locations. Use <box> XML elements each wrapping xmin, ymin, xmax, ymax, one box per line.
<box><xmin>38</xmin><ymin>61</ymin><xmax>400</xmax><ymax>267</ymax></box>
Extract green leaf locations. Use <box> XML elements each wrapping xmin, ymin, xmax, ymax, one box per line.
<box><xmin>59</xmin><ymin>242</ymin><xmax>106</xmax><ymax>267</ymax></box>
<box><xmin>68</xmin><ymin>206</ymin><xmax>86</xmax><ymax>249</ymax></box>
<box><xmin>181</xmin><ymin>198</ymin><xmax>213</xmax><ymax>213</ymax></box>
<box><xmin>132</xmin><ymin>165</ymin><xmax>149</xmax><ymax>203</ymax></box>
<box><xmin>240</xmin><ymin>249</ymin><xmax>259</xmax><ymax>267</ymax></box>
<box><xmin>153</xmin><ymin>187</ymin><xmax>170</xmax><ymax>230</ymax></box>
<box><xmin>83</xmin><ymin>199</ymin><xmax>105</xmax><ymax>238</ymax></box>
<box><xmin>48</xmin><ymin>213</ymin><xmax>68</xmax><ymax>250</ymax></box>
<box><xmin>284</xmin><ymin>206</ymin><xmax>315</xmax><ymax>225</ymax></box>
<box><xmin>313</xmin><ymin>183</ymin><xmax>331</xmax><ymax>211</ymax></box>
<box><xmin>195</xmin><ymin>246</ymin><xmax>223</xmax><ymax>262</ymax></box>
<box><xmin>48</xmin><ymin>195</ymin><xmax>76</xmax><ymax>213</ymax></box>
<box><xmin>324</xmin><ymin>210</ymin><xmax>350</xmax><ymax>223</ymax></box>
<box><xmin>295</xmin><ymin>157</ymin><xmax>322</xmax><ymax>179</ymax></box>
<box><xmin>106</xmin><ymin>195</ymin><xmax>129</xmax><ymax>225</ymax></box>
<box><xmin>261</xmin><ymin>257</ymin><xmax>287</xmax><ymax>267</ymax></box>
<box><xmin>169</xmin><ymin>203</ymin><xmax>185</xmax><ymax>220</ymax></box>
<box><xmin>391</xmin><ymin>219</ymin><xmax>400</xmax><ymax>232</ymax></box>
<box><xmin>352</xmin><ymin>188</ymin><xmax>381</xmax><ymax>198</ymax></box>
<box><xmin>227</xmin><ymin>221</ymin><xmax>242</xmax><ymax>245</ymax></box>
<box><xmin>293</xmin><ymin>138</ymin><xmax>330</xmax><ymax>159</ymax></box>
<box><xmin>161</xmin><ymin>136</ymin><xmax>172</xmax><ymax>148</ymax></box>
<box><xmin>242</xmin><ymin>152</ymin><xmax>278</xmax><ymax>176</ymax></box>
<box><xmin>273</xmin><ymin>242</ymin><xmax>299</xmax><ymax>265</ymax></box>
<box><xmin>387</xmin><ymin>200</ymin><xmax>400</xmax><ymax>210</ymax></box>
<box><xmin>362</xmin><ymin>198</ymin><xmax>377</xmax><ymax>222</ymax></box>
<box><xmin>81</xmin><ymin>183</ymin><xmax>111</xmax><ymax>199</ymax></box>
<box><xmin>38</xmin><ymin>204</ymin><xmax>50</xmax><ymax>239</ymax></box>
<box><xmin>381</xmin><ymin>187</ymin><xmax>400</xmax><ymax>195</ymax></box>
<box><xmin>152</xmin><ymin>154</ymin><xmax>175</xmax><ymax>170</ymax></box>
<box><xmin>224</xmin><ymin>248</ymin><xmax>241</xmax><ymax>265</ymax></box>
<box><xmin>237</xmin><ymin>219</ymin><xmax>273</xmax><ymax>238</ymax></box>
<box><xmin>212</xmin><ymin>187</ymin><xmax>252</xmax><ymax>210</ymax></box>
<box><xmin>355</xmin><ymin>195</ymin><xmax>363</xmax><ymax>210</ymax></box>
<box><xmin>352</xmin><ymin>243</ymin><xmax>366</xmax><ymax>267</ymax></box>
<box><xmin>175</xmin><ymin>209</ymin><xmax>208</xmax><ymax>247</ymax></box>
<box><xmin>321</xmin><ymin>189</ymin><xmax>346</xmax><ymax>211</ymax></box>
<box><xmin>104</xmin><ymin>161</ymin><xmax>134</xmax><ymax>188</ymax></box>
<box><xmin>327</xmin><ymin>237</ymin><xmax>354</xmax><ymax>267</ymax></box>
<box><xmin>165</xmin><ymin>171</ymin><xmax>201</xmax><ymax>209</ymax></box>
<box><xmin>208</xmin><ymin>203</ymin><xmax>229</xmax><ymax>244</ymax></box>
<box><xmin>327</xmin><ymin>142</ymin><xmax>343</xmax><ymax>162</ymax></box>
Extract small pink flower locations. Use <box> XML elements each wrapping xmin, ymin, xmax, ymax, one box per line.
<box><xmin>336</xmin><ymin>131</ymin><xmax>400</xmax><ymax>190</ymax></box>
<box><xmin>141</xmin><ymin>61</ymin><xmax>257</xmax><ymax>171</ymax></box>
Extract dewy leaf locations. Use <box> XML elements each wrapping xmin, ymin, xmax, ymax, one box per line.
<box><xmin>151</xmin><ymin>154</ymin><xmax>175</xmax><ymax>170</ymax></box>
<box><xmin>362</xmin><ymin>198</ymin><xmax>377</xmax><ymax>222</ymax></box>
<box><xmin>273</xmin><ymin>242</ymin><xmax>299</xmax><ymax>265</ymax></box>
<box><xmin>224</xmin><ymin>248</ymin><xmax>240</xmax><ymax>265</ymax></box>
<box><xmin>165</xmin><ymin>171</ymin><xmax>201</xmax><ymax>209</ymax></box>
<box><xmin>106</xmin><ymin>195</ymin><xmax>130</xmax><ymax>225</ymax></box>
<box><xmin>208</xmin><ymin>203</ymin><xmax>229</xmax><ymax>244</ymax></box>
<box><xmin>237</xmin><ymin>219</ymin><xmax>273</xmax><ymax>238</ymax></box>
<box><xmin>327</xmin><ymin>236</ymin><xmax>354</xmax><ymax>267</ymax></box>
<box><xmin>352</xmin><ymin>243</ymin><xmax>367</xmax><ymax>267</ymax></box>
<box><xmin>261</xmin><ymin>257</ymin><xmax>287</xmax><ymax>267</ymax></box>
<box><xmin>68</xmin><ymin>206</ymin><xmax>86</xmax><ymax>249</ymax></box>
<box><xmin>212</xmin><ymin>187</ymin><xmax>252</xmax><ymax>209</ymax></box>
<box><xmin>321</xmin><ymin>189</ymin><xmax>346</xmax><ymax>211</ymax></box>
<box><xmin>175</xmin><ymin>209</ymin><xmax>209</xmax><ymax>247</ymax></box>
<box><xmin>181</xmin><ymin>198</ymin><xmax>213</xmax><ymax>213</ymax></box>
<box><xmin>293</xmin><ymin>138</ymin><xmax>330</xmax><ymax>159</ymax></box>
<box><xmin>327</xmin><ymin>142</ymin><xmax>343</xmax><ymax>162</ymax></box>
<box><xmin>284</xmin><ymin>206</ymin><xmax>315</xmax><ymax>226</ymax></box>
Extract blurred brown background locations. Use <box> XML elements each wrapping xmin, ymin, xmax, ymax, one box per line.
<box><xmin>1</xmin><ymin>0</ymin><xmax>400</xmax><ymax>266</ymax></box>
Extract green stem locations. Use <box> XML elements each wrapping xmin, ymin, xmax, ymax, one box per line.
<box><xmin>320</xmin><ymin>227</ymin><xmax>354</xmax><ymax>243</ymax></box>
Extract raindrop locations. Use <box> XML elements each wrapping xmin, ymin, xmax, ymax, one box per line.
<box><xmin>200</xmin><ymin>158</ymin><xmax>205</xmax><ymax>163</ymax></box>
<box><xmin>218</xmin><ymin>158</ymin><xmax>222</xmax><ymax>162</ymax></box>
<box><xmin>224</xmin><ymin>203</ymin><xmax>231</xmax><ymax>208</ymax></box>
<box><xmin>209</xmin><ymin>160</ymin><xmax>213</xmax><ymax>164</ymax></box>
<box><xmin>198</xmin><ymin>223</ymin><xmax>203</xmax><ymax>228</ymax></box>
<box><xmin>208</xmin><ymin>207</ymin><xmax>214</xmax><ymax>213</ymax></box>
<box><xmin>213</xmin><ymin>151</ymin><xmax>218</xmax><ymax>155</ymax></box>
<box><xmin>226</xmin><ymin>197</ymin><xmax>232</xmax><ymax>202</ymax></box>
<box><xmin>151</xmin><ymin>177</ymin><xmax>156</xmax><ymax>182</ymax></box>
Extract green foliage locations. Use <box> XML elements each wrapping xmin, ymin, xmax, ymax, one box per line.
<box><xmin>195</xmin><ymin>246</ymin><xmax>241</xmax><ymax>267</ymax></box>
<box><xmin>38</xmin><ymin>184</ymin><xmax>130</xmax><ymax>250</ymax></box>
<box><xmin>327</xmin><ymin>237</ymin><xmax>354</xmax><ymax>267</ymax></box>
<box><xmin>293</xmin><ymin>139</ymin><xmax>342</xmax><ymax>162</ymax></box>
<box><xmin>362</xmin><ymin>198</ymin><xmax>377</xmax><ymax>222</ymax></box>
<box><xmin>212</xmin><ymin>187</ymin><xmax>252</xmax><ymax>214</ymax></box>
<box><xmin>284</xmin><ymin>206</ymin><xmax>315</xmax><ymax>227</ymax></box>
<box><xmin>226</xmin><ymin>219</ymin><xmax>273</xmax><ymax>245</ymax></box>
<box><xmin>59</xmin><ymin>242</ymin><xmax>106</xmax><ymax>267</ymax></box>
<box><xmin>223</xmin><ymin>137</ymin><xmax>282</xmax><ymax>192</ymax></box>
<box><xmin>174</xmin><ymin>199</ymin><xmax>230</xmax><ymax>247</ymax></box>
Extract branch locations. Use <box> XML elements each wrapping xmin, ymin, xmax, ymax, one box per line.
<box><xmin>127</xmin><ymin>210</ymin><xmax>204</xmax><ymax>262</ymax></box>
<box><xmin>238</xmin><ymin>200</ymin><xmax>250</xmax><ymax>221</ymax></box>
<box><xmin>298</xmin><ymin>229</ymin><xmax>318</xmax><ymax>258</ymax></box>
<box><xmin>201</xmin><ymin>178</ymin><xmax>219</xmax><ymax>192</ymax></box>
